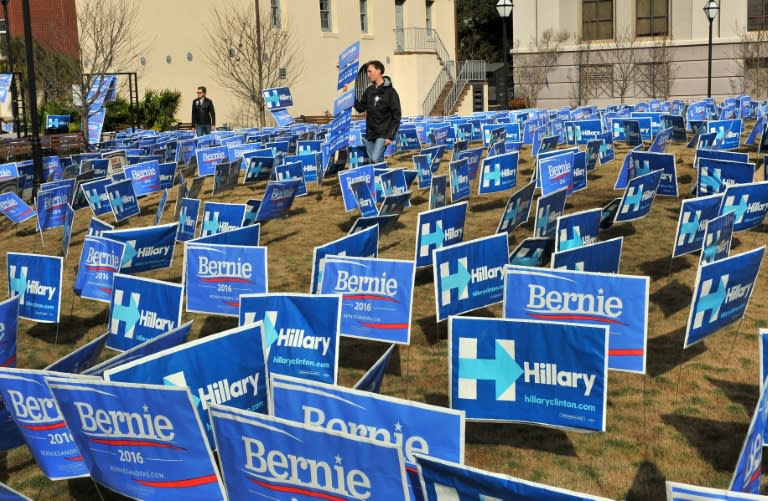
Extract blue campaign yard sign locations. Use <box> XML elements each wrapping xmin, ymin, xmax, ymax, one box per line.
<box><xmin>271</xmin><ymin>374</ymin><xmax>464</xmax><ymax>497</ymax></box>
<box><xmin>0</xmin><ymin>295</ymin><xmax>19</xmax><ymax>368</ymax></box>
<box><xmin>538</xmin><ymin>150</ymin><xmax>575</xmax><ymax>196</ymax></box>
<box><xmin>184</xmin><ymin>243</ymin><xmax>268</xmax><ymax>316</ymax></box>
<box><xmin>614</xmin><ymin>169</ymin><xmax>662</xmax><ymax>223</ymax></box>
<box><xmin>708</xmin><ymin>119</ymin><xmax>742</xmax><ymax>150</ymax></box>
<box><xmin>432</xmin><ymin>234</ymin><xmax>509</xmax><ymax>321</ymax></box>
<box><xmin>430</xmin><ymin>174</ymin><xmax>447</xmax><ymax>209</ymax></box>
<box><xmin>48</xmin><ymin>378</ymin><xmax>224</xmax><ymax>499</ymax></box>
<box><xmin>176</xmin><ymin>197</ymin><xmax>200</xmax><ymax>241</ymax></box>
<box><xmin>86</xmin><ymin>216</ymin><xmax>113</xmax><ymax>237</ymax></box>
<box><xmin>239</xmin><ymin>293</ymin><xmax>341</xmax><ymax>384</ymax></box>
<box><xmin>450</xmin><ymin>158</ymin><xmax>471</xmax><ymax>202</ymax></box>
<box><xmin>107</xmin><ymin>274</ymin><xmax>183</xmax><ymax>351</ymax></box>
<box><xmin>505</xmin><ymin>264</ymin><xmax>648</xmax><ymax>373</ymax></box>
<box><xmin>509</xmin><ymin>238</ymin><xmax>553</xmax><ymax>267</ymax></box>
<box><xmin>497</xmin><ymin>181</ymin><xmax>535</xmax><ymax>234</ymax></box>
<box><xmin>685</xmin><ymin>246</ymin><xmax>765</xmax><ymax>348</ymax></box>
<box><xmin>338</xmin><ymin>40</ymin><xmax>360</xmax><ymax>71</ymax></box>
<box><xmin>196</xmin><ymin>145</ymin><xmax>227</xmax><ymax>177</ymax></box>
<box><xmin>0</xmin><ymin>192</ymin><xmax>35</xmax><ymax>224</ymax></box>
<box><xmin>632</xmin><ymin>151</ymin><xmax>678</xmax><ymax>197</ymax></box>
<box><xmin>353</xmin><ymin>343</ymin><xmax>396</xmax><ymax>392</ymax></box>
<box><xmin>417</xmin><ymin>456</ymin><xmax>614</xmax><ymax>501</ymax></box>
<box><xmin>81</xmin><ymin>178</ymin><xmax>113</xmax><ymax>217</ymax></box>
<box><xmin>414</xmin><ymin>154</ymin><xmax>432</xmax><ymax>190</ymax></box>
<box><xmin>396</xmin><ymin>128</ymin><xmax>421</xmax><ymax>151</ymax></box>
<box><xmin>74</xmin><ymin>236</ymin><xmax>125</xmax><ymax>303</ymax></box>
<box><xmin>125</xmin><ymin>160</ymin><xmax>161</xmax><ymax>196</ymax></box>
<box><xmin>105</xmin><ymin>179</ymin><xmax>140</xmax><ymax>222</ymax></box>
<box><xmin>311</xmin><ymin>225</ymin><xmax>379</xmax><ymax>293</ymax></box>
<box><xmin>719</xmin><ymin>181</ymin><xmax>768</xmax><ymax>232</ymax></box>
<box><xmin>158</xmin><ymin>161</ymin><xmax>177</xmax><ymax>189</ymax></box>
<box><xmin>534</xmin><ymin>188</ymin><xmax>567</xmax><ymax>238</ymax></box>
<box><xmin>242</xmin><ymin>152</ymin><xmax>275</xmax><ymax>184</ymax></box>
<box><xmin>697</xmin><ymin>158</ymin><xmax>754</xmax><ymax>196</ymax></box>
<box><xmin>285</xmin><ymin>152</ymin><xmax>321</xmax><ymax>184</ymax></box>
<box><xmin>661</xmin><ymin>115</ymin><xmax>687</xmax><ymax>141</ymax></box>
<box><xmin>730</xmin><ymin>378</ymin><xmax>768</xmax><ymax>493</ymax></box>
<box><xmin>262</xmin><ymin>86</ymin><xmax>293</xmax><ymax>109</ymax></box>
<box><xmin>45</xmin><ymin>333</ymin><xmax>108</xmax><ymax>374</ymax></box>
<box><xmin>552</xmin><ymin>237</ymin><xmax>623</xmax><ymax>274</ymax></box>
<box><xmin>6</xmin><ymin>253</ymin><xmax>62</xmax><ymax>323</ymax></box>
<box><xmin>272</xmin><ymin>374</ymin><xmax>463</xmax><ymax>465</ymax></box>
<box><xmin>449</xmin><ymin>316</ymin><xmax>607</xmax><ymax>431</ymax></box>
<box><xmin>36</xmin><ymin>186</ymin><xmax>70</xmax><ymax>230</ymax></box>
<box><xmin>201</xmin><ymin>201</ymin><xmax>246</xmax><ymax>237</ymax></box>
<box><xmin>350</xmin><ymin>179</ymin><xmax>378</xmax><ymax>217</ymax></box>
<box><xmin>104</xmin><ymin>322</ymin><xmax>267</xmax><ymax>444</ymax></box>
<box><xmin>416</xmin><ymin>202</ymin><xmax>468</xmax><ymax>268</ymax></box>
<box><xmin>700</xmin><ymin>211</ymin><xmax>735</xmax><ymax>265</ymax></box>
<box><xmin>319</xmin><ymin>257</ymin><xmax>415</xmax><ymax>344</ymax></box>
<box><xmin>623</xmin><ymin>120</ymin><xmax>643</xmax><ymax>146</ymax></box>
<box><xmin>455</xmin><ymin>147</ymin><xmax>482</xmax><ymax>179</ymax></box>
<box><xmin>0</xmin><ymin>368</ymin><xmax>90</xmax><ymax>479</ymax></box>
<box><xmin>274</xmin><ymin>160</ymin><xmax>307</xmax><ymax>197</ymax></box>
<box><xmin>209</xmin><ymin>405</ymin><xmax>409</xmax><ymax>501</ymax></box>
<box><xmin>254</xmin><ymin>179</ymin><xmax>301</xmax><ymax>222</ymax></box>
<box><xmin>102</xmin><ymin>222</ymin><xmax>178</xmax><ymax>273</ymax></box>
<box><xmin>564</xmin><ymin>119</ymin><xmax>602</xmax><ymax>145</ymax></box>
<box><xmin>667</xmin><ymin>481</ymin><xmax>767</xmax><ymax>501</ymax></box>
<box><xmin>555</xmin><ymin>207</ymin><xmax>601</xmax><ymax>252</ymax></box>
<box><xmin>339</xmin><ymin>165</ymin><xmax>376</xmax><ymax>212</ymax></box>
<box><xmin>84</xmin><ymin>323</ymin><xmax>190</xmax><ymax>378</ymax></box>
<box><xmin>649</xmin><ymin>127</ymin><xmax>673</xmax><ymax>153</ymax></box>
<box><xmin>478</xmin><ymin>152</ymin><xmax>518</xmax><ymax>195</ymax></box>
<box><xmin>613</xmin><ymin>144</ymin><xmax>644</xmax><ymax>190</ymax></box>
<box><xmin>597</xmin><ymin>131</ymin><xmax>615</xmax><ymax>164</ymax></box>
<box><xmin>672</xmin><ymin>194</ymin><xmax>724</xmax><ymax>257</ymax></box>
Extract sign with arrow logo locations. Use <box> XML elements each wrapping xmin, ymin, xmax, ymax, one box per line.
<box><xmin>415</xmin><ymin>202</ymin><xmax>467</xmax><ymax>268</ymax></box>
<box><xmin>449</xmin><ymin>316</ymin><xmax>608</xmax><ymax>431</ymax></box>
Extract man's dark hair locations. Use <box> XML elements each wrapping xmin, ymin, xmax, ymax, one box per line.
<box><xmin>197</xmin><ymin>86</ymin><xmax>207</xmax><ymax>93</ymax></box>
<box><xmin>366</xmin><ymin>60</ymin><xmax>385</xmax><ymax>74</ymax></box>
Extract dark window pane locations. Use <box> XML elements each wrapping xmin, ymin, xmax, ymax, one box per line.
<box><xmin>653</xmin><ymin>0</ymin><xmax>667</xmax><ymax>17</ymax></box>
<box><xmin>653</xmin><ymin>18</ymin><xmax>667</xmax><ymax>35</ymax></box>
<box><xmin>637</xmin><ymin>19</ymin><xmax>650</xmax><ymax>36</ymax></box>
<box><xmin>638</xmin><ymin>0</ymin><xmax>651</xmax><ymax>17</ymax></box>
<box><xmin>597</xmin><ymin>1</ymin><xmax>612</xmax><ymax>19</ymax></box>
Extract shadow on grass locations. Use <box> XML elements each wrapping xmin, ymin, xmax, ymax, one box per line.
<box><xmin>415</xmin><ymin>267</ymin><xmax>434</xmax><ymax>286</ymax></box>
<box><xmin>601</xmin><ymin>222</ymin><xmax>636</xmax><ymax>239</ymax></box>
<box><xmin>423</xmin><ymin>392</ymin><xmax>449</xmax><ymax>407</ymax></box>
<box><xmin>68</xmin><ymin>478</ymin><xmax>131</xmax><ymax>500</ymax></box>
<box><xmin>261</xmin><ymin>230</ymin><xmax>300</xmax><ymax>246</ymax></box>
<box><xmin>0</xmin><ymin>454</ymin><xmax>35</xmax><ymax>482</ymax></box>
<box><xmin>199</xmin><ymin>315</ymin><xmax>238</xmax><ymax>338</ymax></box>
<box><xmin>649</xmin><ymin>280</ymin><xmax>693</xmax><ymax>317</ymax></box>
<box><xmin>647</xmin><ymin>326</ymin><xmax>706</xmax><ymax>378</ymax></box>
<box><xmin>706</xmin><ymin>377</ymin><xmax>758</xmax><ymax>414</ymax></box>
<box><xmin>589</xmin><ymin>174</ymin><xmax>604</xmax><ymax>181</ymax></box>
<box><xmin>417</xmin><ymin>314</ymin><xmax>442</xmax><ymax>345</ymax></box>
<box><xmin>465</xmin><ymin>422</ymin><xmax>577</xmax><ymax>456</ymax></box>
<box><xmin>27</xmin><ymin>305</ymin><xmax>109</xmax><ymax>345</ymax></box>
<box><xmin>660</xmin><ymin>414</ymin><xmax>746</xmax><ymax>471</ymax></box>
<box><xmin>678</xmin><ymin>174</ymin><xmax>694</xmax><ymax>184</ymax></box>
<box><xmin>471</xmin><ymin>198</ymin><xmax>507</xmax><ymax>212</ymax></box>
<box><xmin>339</xmin><ymin>339</ymin><xmax>401</xmax><ymax>376</ymax></box>
<box><xmin>625</xmin><ymin>460</ymin><xmax>666</xmax><ymax>501</ymax></box>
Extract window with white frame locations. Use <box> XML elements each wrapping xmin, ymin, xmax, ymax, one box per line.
<box><xmin>271</xmin><ymin>0</ymin><xmax>281</xmax><ymax>28</ymax></box>
<box><xmin>320</xmin><ymin>0</ymin><xmax>332</xmax><ymax>32</ymax></box>
<box><xmin>360</xmin><ymin>0</ymin><xmax>368</xmax><ymax>33</ymax></box>
<box><xmin>582</xmin><ymin>0</ymin><xmax>613</xmax><ymax>40</ymax></box>
<box><xmin>748</xmin><ymin>0</ymin><xmax>768</xmax><ymax>31</ymax></box>
<box><xmin>636</xmin><ymin>0</ymin><xmax>667</xmax><ymax>37</ymax></box>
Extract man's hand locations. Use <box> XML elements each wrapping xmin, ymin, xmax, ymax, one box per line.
<box><xmin>384</xmin><ymin>138</ymin><xmax>393</xmax><ymax>146</ymax></box>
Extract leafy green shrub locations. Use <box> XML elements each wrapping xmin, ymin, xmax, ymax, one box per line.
<box><xmin>139</xmin><ymin>88</ymin><xmax>181</xmax><ymax>131</ymax></box>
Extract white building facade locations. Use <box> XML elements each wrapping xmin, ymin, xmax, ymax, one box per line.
<box><xmin>511</xmin><ymin>0</ymin><xmax>768</xmax><ymax>107</ymax></box>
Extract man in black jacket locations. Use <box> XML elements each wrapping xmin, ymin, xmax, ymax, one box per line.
<box><xmin>353</xmin><ymin>60</ymin><xmax>401</xmax><ymax>163</ymax></box>
<box><xmin>191</xmin><ymin>86</ymin><xmax>215</xmax><ymax>137</ymax></box>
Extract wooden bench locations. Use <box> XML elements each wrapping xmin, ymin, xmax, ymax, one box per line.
<box><xmin>0</xmin><ymin>132</ymin><xmax>88</xmax><ymax>161</ymax></box>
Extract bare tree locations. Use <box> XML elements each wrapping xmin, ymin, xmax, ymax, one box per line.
<box><xmin>645</xmin><ymin>36</ymin><xmax>676</xmax><ymax>100</ymax></box>
<box><xmin>568</xmin><ymin>37</ymin><xmax>596</xmax><ymax>106</ymax></box>
<box><xmin>513</xmin><ymin>28</ymin><xmax>570</xmax><ymax>106</ymax></box>
<box><xmin>205</xmin><ymin>0</ymin><xmax>303</xmax><ymax>128</ymax></box>
<box><xmin>596</xmin><ymin>27</ymin><xmax>641</xmax><ymax>103</ymax></box>
<box><xmin>76</xmin><ymin>0</ymin><xmax>144</xmax><ymax>141</ymax></box>
<box><xmin>733</xmin><ymin>27</ymin><xmax>768</xmax><ymax>100</ymax></box>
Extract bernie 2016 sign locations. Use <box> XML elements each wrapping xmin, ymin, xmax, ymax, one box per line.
<box><xmin>73</xmin><ymin>236</ymin><xmax>125</xmax><ymax>303</ymax></box>
<box><xmin>504</xmin><ymin>265</ymin><xmax>649</xmax><ymax>373</ymax></box>
<box><xmin>449</xmin><ymin>316</ymin><xmax>607</xmax><ymax>431</ymax></box>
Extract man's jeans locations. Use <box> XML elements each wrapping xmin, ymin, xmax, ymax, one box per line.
<box><xmin>366</xmin><ymin>137</ymin><xmax>386</xmax><ymax>163</ymax></box>
<box><xmin>195</xmin><ymin>124</ymin><xmax>212</xmax><ymax>137</ymax></box>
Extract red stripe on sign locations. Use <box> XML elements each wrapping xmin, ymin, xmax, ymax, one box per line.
<box><xmin>751</xmin><ymin>467</ymin><xmax>761</xmax><ymax>483</ymax></box>
<box><xmin>527</xmin><ymin>313</ymin><xmax>626</xmax><ymax>325</ymax></box>
<box><xmin>86</xmin><ymin>266</ymin><xmax>117</xmax><ymax>272</ymax></box>
<box><xmin>65</xmin><ymin>456</ymin><xmax>83</xmax><ymax>461</ymax></box>
<box><xmin>1</xmin><ymin>354</ymin><xmax>16</xmax><ymax>367</ymax></box>
<box><xmin>248</xmin><ymin>477</ymin><xmax>346</xmax><ymax>501</ymax></box>
<box><xmin>22</xmin><ymin>421</ymin><xmax>66</xmax><ymax>431</ymax></box>
<box><xmin>134</xmin><ymin>474</ymin><xmax>219</xmax><ymax>489</ymax></box>
<box><xmin>88</xmin><ymin>438</ymin><xmax>185</xmax><ymax>450</ymax></box>
<box><xmin>223</xmin><ymin>301</ymin><xmax>240</xmax><ymax>307</ymax></box>
<box><xmin>359</xmin><ymin>322</ymin><xmax>409</xmax><ymax>330</ymax></box>
<box><xmin>199</xmin><ymin>277</ymin><xmax>253</xmax><ymax>284</ymax></box>
<box><xmin>344</xmin><ymin>294</ymin><xmax>398</xmax><ymax>303</ymax></box>
<box><xmin>608</xmin><ymin>349</ymin><xmax>644</xmax><ymax>356</ymax></box>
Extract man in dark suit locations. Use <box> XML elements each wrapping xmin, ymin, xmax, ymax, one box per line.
<box><xmin>191</xmin><ymin>86</ymin><xmax>215</xmax><ymax>136</ymax></box>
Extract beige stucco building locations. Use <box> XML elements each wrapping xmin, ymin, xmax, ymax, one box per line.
<box><xmin>87</xmin><ymin>0</ymin><xmax>471</xmax><ymax>127</ymax></box>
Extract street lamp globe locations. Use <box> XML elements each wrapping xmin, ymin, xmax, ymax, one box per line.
<box><xmin>496</xmin><ymin>0</ymin><xmax>513</xmax><ymax>18</ymax></box>
<box><xmin>703</xmin><ymin>0</ymin><xmax>719</xmax><ymax>21</ymax></box>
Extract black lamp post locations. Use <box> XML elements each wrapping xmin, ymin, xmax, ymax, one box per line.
<box><xmin>703</xmin><ymin>0</ymin><xmax>719</xmax><ymax>98</ymax></box>
<box><xmin>496</xmin><ymin>0</ymin><xmax>513</xmax><ymax>110</ymax></box>
<box><xmin>20</xmin><ymin>0</ymin><xmax>42</xmax><ymax>195</ymax></box>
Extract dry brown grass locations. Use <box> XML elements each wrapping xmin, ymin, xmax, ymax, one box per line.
<box><xmin>1</xmin><ymin>132</ymin><xmax>767</xmax><ymax>499</ymax></box>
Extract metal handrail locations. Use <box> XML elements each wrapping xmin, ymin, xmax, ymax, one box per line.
<box><xmin>422</xmin><ymin>68</ymin><xmax>451</xmax><ymax>116</ymax></box>
<box><xmin>444</xmin><ymin>60</ymin><xmax>487</xmax><ymax>115</ymax></box>
<box><xmin>394</xmin><ymin>27</ymin><xmax>456</xmax><ymax>80</ymax></box>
